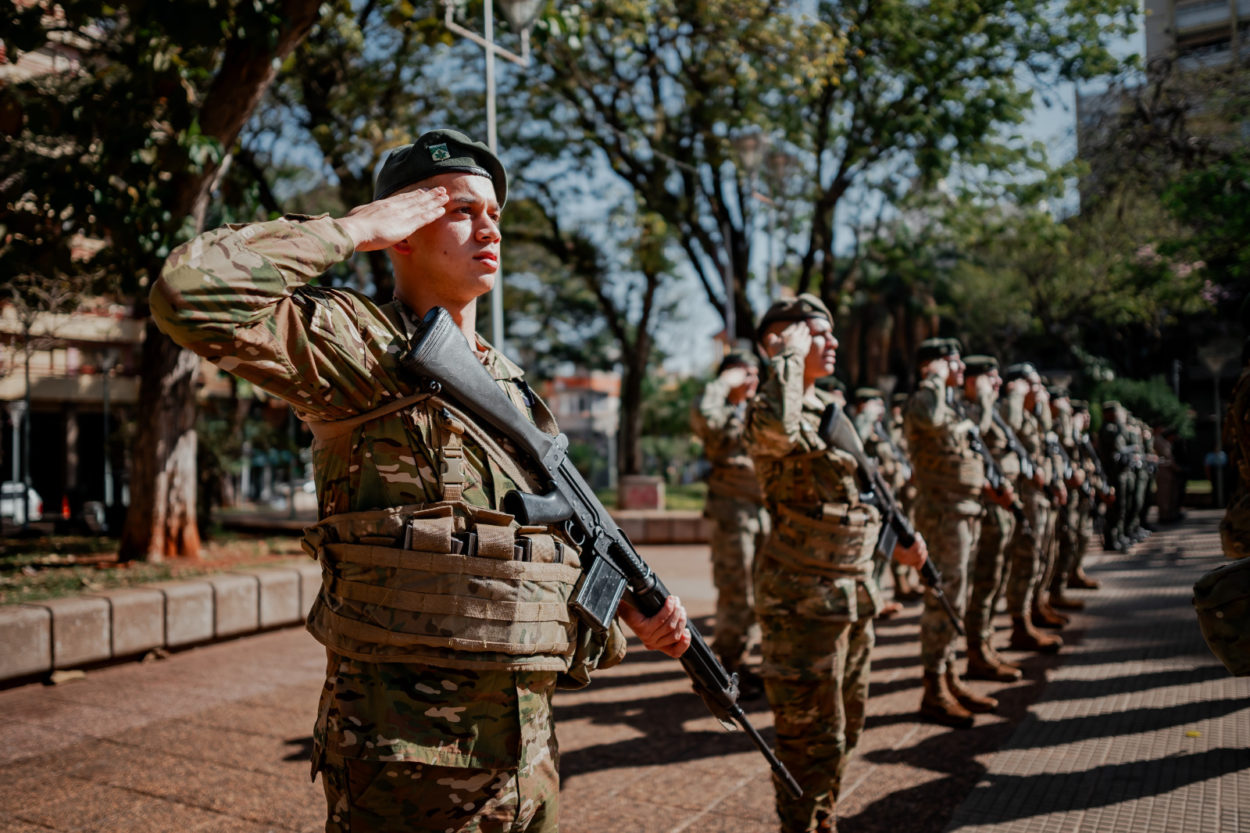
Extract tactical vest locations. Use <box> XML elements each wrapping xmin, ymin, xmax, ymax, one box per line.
<box><xmin>300</xmin><ymin>393</ymin><xmax>605</xmax><ymax>675</ymax></box>
<box><xmin>706</xmin><ymin>456</ymin><xmax>765</xmax><ymax>504</ymax></box>
<box><xmin>760</xmin><ymin>445</ymin><xmax>882</xmax><ymax>580</ymax></box>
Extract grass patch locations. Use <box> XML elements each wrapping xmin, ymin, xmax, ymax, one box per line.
<box><xmin>0</xmin><ymin>534</ymin><xmax>306</xmax><ymax>606</ymax></box>
<box><xmin>594</xmin><ymin>482</ymin><xmax>708</xmax><ymax>511</ymax></box>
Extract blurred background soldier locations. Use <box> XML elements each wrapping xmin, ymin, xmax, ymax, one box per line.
<box><xmin>853</xmin><ymin>387</ymin><xmax>911</xmax><ymax>617</ymax></box>
<box><xmin>890</xmin><ymin>392</ymin><xmax>923</xmax><ymax>601</ymax></box>
<box><xmin>905</xmin><ymin>338</ymin><xmax>998</xmax><ymax>727</ymax></box>
<box><xmin>1121</xmin><ymin>412</ymin><xmax>1149</xmax><ymax>545</ymax></box>
<box><xmin>692</xmin><ymin>351</ymin><xmax>768</xmax><ymax>696</ymax></box>
<box><xmin>1001</xmin><ymin>363</ymin><xmax>1064</xmax><ymax>655</ymax></box>
<box><xmin>1099</xmin><ymin>401</ymin><xmax>1134</xmax><ymax>552</ymax></box>
<box><xmin>746</xmin><ymin>295</ymin><xmax>926</xmax><ymax>832</ymax></box>
<box><xmin>960</xmin><ymin>356</ymin><xmax>1022</xmax><ymax>683</ymax></box>
<box><xmin>1066</xmin><ymin>400</ymin><xmax>1105</xmax><ymax>591</ymax></box>
<box><xmin>1046</xmin><ymin>386</ymin><xmax>1088</xmax><ymax>613</ymax></box>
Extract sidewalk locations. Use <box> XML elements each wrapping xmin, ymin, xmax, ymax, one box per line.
<box><xmin>0</xmin><ymin>511</ymin><xmax>1244</xmax><ymax>832</ymax></box>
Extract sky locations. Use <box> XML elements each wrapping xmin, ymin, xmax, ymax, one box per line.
<box><xmin>655</xmin><ymin>15</ymin><xmax>1149</xmax><ymax>377</ymax></box>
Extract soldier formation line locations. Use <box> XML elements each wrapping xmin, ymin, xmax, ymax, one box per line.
<box><xmin>150</xmin><ymin>127</ymin><xmax>1220</xmax><ymax>833</ymax></box>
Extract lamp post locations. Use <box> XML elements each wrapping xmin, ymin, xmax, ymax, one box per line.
<box><xmin>443</xmin><ymin>0</ymin><xmax>544</xmax><ymax>354</ymax></box>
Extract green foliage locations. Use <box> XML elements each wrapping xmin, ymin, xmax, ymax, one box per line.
<box><xmin>1089</xmin><ymin>376</ymin><xmax>1194</xmax><ymax>439</ymax></box>
<box><xmin>0</xmin><ymin>1</ymin><xmax>312</xmax><ymax>295</ymax></box>
<box><xmin>1163</xmin><ymin>151</ymin><xmax>1250</xmax><ymax>292</ymax></box>
<box><xmin>641</xmin><ymin>374</ymin><xmax>703</xmax><ymax>438</ymax></box>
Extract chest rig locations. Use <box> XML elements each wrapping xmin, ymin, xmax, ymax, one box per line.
<box><xmin>759</xmin><ymin>409</ymin><xmax>881</xmax><ymax>580</ymax></box>
<box><xmin>300</xmin><ymin>383</ymin><xmax>595</xmax><ymax>674</ymax></box>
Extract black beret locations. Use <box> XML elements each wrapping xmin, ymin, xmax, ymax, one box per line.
<box><xmin>916</xmin><ymin>337</ymin><xmax>960</xmax><ymax>364</ymax></box>
<box><xmin>716</xmin><ymin>351</ymin><xmax>756</xmax><ymax>375</ymax></box>
<box><xmin>756</xmin><ymin>293</ymin><xmax>834</xmax><ymax>343</ymax></box>
<box><xmin>964</xmin><ymin>355</ymin><xmax>999</xmax><ymax>376</ymax></box>
<box><xmin>853</xmin><ymin>387</ymin><xmax>885</xmax><ymax>403</ymax></box>
<box><xmin>892</xmin><ymin>392</ymin><xmax>910</xmax><ymax>406</ymax></box>
<box><xmin>374</xmin><ymin>129</ymin><xmax>508</xmax><ymax>205</ymax></box>
<box><xmin>1003</xmin><ymin>362</ymin><xmax>1039</xmax><ymax>383</ymax></box>
<box><xmin>1071</xmin><ymin>399</ymin><xmax>1089</xmax><ymax>412</ymax></box>
<box><xmin>1047</xmin><ymin>384</ymin><xmax>1070</xmax><ymax>400</ymax></box>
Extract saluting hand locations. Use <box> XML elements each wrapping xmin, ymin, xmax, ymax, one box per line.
<box><xmin>763</xmin><ymin>321</ymin><xmax>812</xmax><ymax>359</ymax></box>
<box><xmin>618</xmin><ymin>594</ymin><xmax>692</xmax><ymax>658</ymax></box>
<box><xmin>337</xmin><ymin>187</ymin><xmax>450</xmax><ymax>252</ymax></box>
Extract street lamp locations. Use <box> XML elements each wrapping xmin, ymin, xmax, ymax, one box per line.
<box><xmin>443</xmin><ymin>0</ymin><xmax>544</xmax><ymax>354</ymax></box>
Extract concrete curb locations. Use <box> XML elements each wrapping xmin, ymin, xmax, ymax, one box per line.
<box><xmin>0</xmin><ymin>511</ymin><xmax>710</xmax><ymax>685</ymax></box>
<box><xmin>0</xmin><ymin>561</ymin><xmax>321</xmax><ymax>684</ymax></box>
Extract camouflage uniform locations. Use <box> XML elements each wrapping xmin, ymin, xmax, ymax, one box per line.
<box><xmin>152</xmin><ymin>215</ymin><xmax>625</xmax><ymax>832</ymax></box>
<box><xmin>1002</xmin><ymin>391</ymin><xmax>1054</xmax><ymax>630</ymax></box>
<box><xmin>1099</xmin><ymin>406</ymin><xmax>1133</xmax><ymax>551</ymax></box>
<box><xmin>963</xmin><ymin>390</ymin><xmax>1018</xmax><ymax>653</ymax></box>
<box><xmin>855</xmin><ymin>406</ymin><xmax>911</xmax><ymax>601</ymax></box>
<box><xmin>904</xmin><ymin>377</ymin><xmax>985</xmax><ymax>676</ymax></box>
<box><xmin>745</xmin><ymin>347</ymin><xmax>883</xmax><ymax>833</ymax></box>
<box><xmin>1048</xmin><ymin>406</ymin><xmax>1087</xmax><ymax>604</ymax></box>
<box><xmin>692</xmin><ymin>375</ymin><xmax>768</xmax><ymax>668</ymax></box>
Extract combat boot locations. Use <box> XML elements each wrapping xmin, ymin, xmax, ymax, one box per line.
<box><xmin>945</xmin><ymin>668</ymin><xmax>998</xmax><ymax>713</ymax></box>
<box><xmin>966</xmin><ymin>639</ymin><xmax>1023</xmax><ymax>682</ymax></box>
<box><xmin>1067</xmin><ymin>568</ymin><xmax>1100</xmax><ymax>590</ymax></box>
<box><xmin>920</xmin><ymin>670</ymin><xmax>975</xmax><ymax>728</ymax></box>
<box><xmin>1031</xmin><ymin>597</ymin><xmax>1068</xmax><ymax>630</ymax></box>
<box><xmin>1009</xmin><ymin>615</ymin><xmax>1062</xmax><ymax>654</ymax></box>
<box><xmin>1048</xmin><ymin>591</ymin><xmax>1085</xmax><ymax>611</ymax></box>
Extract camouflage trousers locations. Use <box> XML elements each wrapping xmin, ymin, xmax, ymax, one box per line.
<box><xmin>966</xmin><ymin>504</ymin><xmax>1014</xmax><ymax>644</ymax></box>
<box><xmin>319</xmin><ymin>751</ymin><xmax>558</xmax><ymax>833</ymax></box>
<box><xmin>1005</xmin><ymin>489</ymin><xmax>1052</xmax><ymax>616</ymax></box>
<box><xmin>1050</xmin><ymin>494</ymin><xmax>1086</xmax><ymax>592</ymax></box>
<box><xmin>915</xmin><ymin>501</ymin><xmax>982</xmax><ymax>673</ymax></box>
<box><xmin>1104</xmin><ymin>470</ymin><xmax>1132</xmax><ymax>545</ymax></box>
<box><xmin>707</xmin><ymin>496</ymin><xmax>768</xmax><ymax>666</ymax></box>
<box><xmin>761</xmin><ymin>615</ymin><xmax>875</xmax><ymax>833</ymax></box>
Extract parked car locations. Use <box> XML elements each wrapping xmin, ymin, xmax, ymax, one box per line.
<box><xmin>0</xmin><ymin>482</ymin><xmax>43</xmax><ymax>524</ymax></box>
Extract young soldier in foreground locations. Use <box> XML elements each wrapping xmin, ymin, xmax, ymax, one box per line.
<box><xmin>692</xmin><ymin>352</ymin><xmax>768</xmax><ymax>697</ymax></box>
<box><xmin>151</xmin><ymin>129</ymin><xmax>690</xmax><ymax>832</ymax></box>
<box><xmin>745</xmin><ymin>295</ymin><xmax>927</xmax><ymax>833</ymax></box>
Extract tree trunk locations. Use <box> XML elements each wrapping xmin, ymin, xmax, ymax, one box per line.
<box><xmin>617</xmin><ymin>346</ymin><xmax>647</xmax><ymax>479</ymax></box>
<box><xmin>120</xmin><ymin>323</ymin><xmax>202</xmax><ymax>562</ymax></box>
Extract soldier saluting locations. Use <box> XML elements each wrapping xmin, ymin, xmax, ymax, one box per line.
<box><xmin>745</xmin><ymin>295</ymin><xmax>927</xmax><ymax>833</ymax></box>
<box><xmin>152</xmin><ymin>129</ymin><xmax>690</xmax><ymax>832</ymax></box>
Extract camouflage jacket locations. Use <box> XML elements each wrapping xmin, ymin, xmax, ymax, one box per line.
<box><xmin>1001</xmin><ymin>391</ymin><xmax>1052</xmax><ymax>496</ymax></box>
<box><xmin>692</xmin><ymin>375</ymin><xmax>764</xmax><ymax>505</ymax></box>
<box><xmin>904</xmin><ymin>375</ymin><xmax>985</xmax><ymax>515</ymax></box>
<box><xmin>744</xmin><ymin>349</ymin><xmax>883</xmax><ymax>629</ymax></box>
<box><xmin>151</xmin><ymin>215</ymin><xmax>624</xmax><ymax>769</ymax></box>
<box><xmin>966</xmin><ymin>391</ymin><xmax>1020</xmax><ymax>483</ymax></box>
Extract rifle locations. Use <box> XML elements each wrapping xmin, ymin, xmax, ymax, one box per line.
<box><xmin>1046</xmin><ymin>433</ymin><xmax>1091</xmax><ymax>500</ymax></box>
<box><xmin>873</xmin><ymin>419</ymin><xmax>913</xmax><ymax>483</ymax></box>
<box><xmin>1079</xmin><ymin>435</ymin><xmax>1115</xmax><ymax>501</ymax></box>
<box><xmin>991</xmin><ymin>410</ymin><xmax>1035</xmax><ymax>482</ymax></box>
<box><xmin>947</xmin><ymin>390</ymin><xmax>1031</xmax><ymax>532</ymax></box>
<box><xmin>819</xmin><ymin>404</ymin><xmax>964</xmax><ymax>637</ymax></box>
<box><xmin>399</xmin><ymin>307</ymin><xmax>801</xmax><ymax>799</ymax></box>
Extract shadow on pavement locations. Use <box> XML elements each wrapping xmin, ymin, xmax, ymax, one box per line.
<box><xmin>948</xmin><ymin>747</ymin><xmax>1250</xmax><ymax>826</ymax></box>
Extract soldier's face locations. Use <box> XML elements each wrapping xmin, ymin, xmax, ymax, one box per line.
<box><xmin>946</xmin><ymin>355</ymin><xmax>965</xmax><ymax>387</ymax></box>
<box><xmin>806</xmin><ymin>318</ymin><xmax>838</xmax><ymax>379</ymax></box>
<box><xmin>396</xmin><ymin>173</ymin><xmax>501</xmax><ymax>307</ymax></box>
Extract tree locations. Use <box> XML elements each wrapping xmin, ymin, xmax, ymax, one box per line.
<box><xmin>522</xmin><ymin>0</ymin><xmax>1137</xmax><ymax>348</ymax></box>
<box><xmin>1</xmin><ymin>0</ymin><xmax>322</xmax><ymax>560</ymax></box>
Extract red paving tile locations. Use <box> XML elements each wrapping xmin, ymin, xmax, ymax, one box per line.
<box><xmin>0</xmin><ymin>516</ymin><xmax>1245</xmax><ymax>832</ymax></box>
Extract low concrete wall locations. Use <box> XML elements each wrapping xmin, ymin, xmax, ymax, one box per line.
<box><xmin>1</xmin><ymin>512</ymin><xmax>710</xmax><ymax>685</ymax></box>
<box><xmin>0</xmin><ymin>561</ymin><xmax>321</xmax><ymax>685</ymax></box>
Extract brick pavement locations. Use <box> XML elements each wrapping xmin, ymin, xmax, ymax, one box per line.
<box><xmin>0</xmin><ymin>512</ymin><xmax>1244</xmax><ymax>832</ymax></box>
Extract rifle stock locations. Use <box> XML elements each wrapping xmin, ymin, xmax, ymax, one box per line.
<box><xmin>818</xmin><ymin>404</ymin><xmax>964</xmax><ymax>637</ymax></box>
<box><xmin>400</xmin><ymin>307</ymin><xmax>801</xmax><ymax>799</ymax></box>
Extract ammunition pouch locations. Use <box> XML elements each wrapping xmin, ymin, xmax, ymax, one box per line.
<box><xmin>304</xmin><ymin>500</ymin><xmax>623</xmax><ymax>680</ymax></box>
<box><xmin>766</xmin><ymin>501</ymin><xmax>881</xmax><ymax>579</ymax></box>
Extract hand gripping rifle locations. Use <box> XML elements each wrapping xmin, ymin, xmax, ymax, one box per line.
<box><xmin>946</xmin><ymin>391</ymin><xmax>1031</xmax><ymax>533</ymax></box>
<box><xmin>818</xmin><ymin>403</ymin><xmax>964</xmax><ymax>637</ymax></box>
<box><xmin>400</xmin><ymin>307</ymin><xmax>801</xmax><ymax>799</ymax></box>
